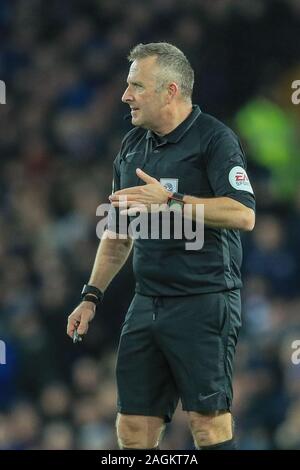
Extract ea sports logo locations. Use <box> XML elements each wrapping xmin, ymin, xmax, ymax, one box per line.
<box><xmin>229</xmin><ymin>166</ymin><xmax>253</xmax><ymax>194</ymax></box>
<box><xmin>235</xmin><ymin>171</ymin><xmax>249</xmax><ymax>184</ymax></box>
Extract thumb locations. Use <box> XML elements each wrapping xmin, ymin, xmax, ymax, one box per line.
<box><xmin>77</xmin><ymin>311</ymin><xmax>94</xmax><ymax>335</ymax></box>
<box><xmin>77</xmin><ymin>319</ymin><xmax>88</xmax><ymax>335</ymax></box>
<box><xmin>136</xmin><ymin>168</ymin><xmax>158</xmax><ymax>184</ymax></box>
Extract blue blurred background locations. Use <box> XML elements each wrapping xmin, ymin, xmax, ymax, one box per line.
<box><xmin>1</xmin><ymin>0</ymin><xmax>300</xmax><ymax>450</ymax></box>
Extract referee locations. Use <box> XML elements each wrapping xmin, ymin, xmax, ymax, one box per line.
<box><xmin>67</xmin><ymin>42</ymin><xmax>255</xmax><ymax>450</ymax></box>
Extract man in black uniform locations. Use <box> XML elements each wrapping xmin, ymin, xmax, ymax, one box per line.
<box><xmin>67</xmin><ymin>42</ymin><xmax>255</xmax><ymax>450</ymax></box>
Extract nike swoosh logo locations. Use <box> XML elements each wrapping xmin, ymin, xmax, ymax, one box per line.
<box><xmin>198</xmin><ymin>391</ymin><xmax>220</xmax><ymax>401</ymax></box>
<box><xmin>122</xmin><ymin>151</ymin><xmax>142</xmax><ymax>163</ymax></box>
<box><xmin>126</xmin><ymin>152</ymin><xmax>140</xmax><ymax>157</ymax></box>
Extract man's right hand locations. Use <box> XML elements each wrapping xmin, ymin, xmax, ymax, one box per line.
<box><xmin>66</xmin><ymin>301</ymin><xmax>96</xmax><ymax>340</ymax></box>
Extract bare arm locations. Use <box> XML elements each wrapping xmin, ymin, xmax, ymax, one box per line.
<box><xmin>67</xmin><ymin>230</ymin><xmax>133</xmax><ymax>339</ymax></box>
<box><xmin>182</xmin><ymin>195</ymin><xmax>255</xmax><ymax>231</ymax></box>
<box><xmin>110</xmin><ymin>169</ymin><xmax>255</xmax><ymax>232</ymax></box>
<box><xmin>88</xmin><ymin>230</ymin><xmax>133</xmax><ymax>291</ymax></box>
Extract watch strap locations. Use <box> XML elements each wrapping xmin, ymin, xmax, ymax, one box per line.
<box><xmin>167</xmin><ymin>192</ymin><xmax>185</xmax><ymax>207</ymax></box>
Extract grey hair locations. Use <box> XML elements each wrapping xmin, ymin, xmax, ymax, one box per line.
<box><xmin>128</xmin><ymin>42</ymin><xmax>194</xmax><ymax>100</ymax></box>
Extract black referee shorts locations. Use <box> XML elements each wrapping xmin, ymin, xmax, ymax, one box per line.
<box><xmin>116</xmin><ymin>290</ymin><xmax>241</xmax><ymax>423</ymax></box>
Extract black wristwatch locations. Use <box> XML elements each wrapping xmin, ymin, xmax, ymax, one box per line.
<box><xmin>167</xmin><ymin>192</ymin><xmax>185</xmax><ymax>209</ymax></box>
<box><xmin>81</xmin><ymin>284</ymin><xmax>104</xmax><ymax>306</ymax></box>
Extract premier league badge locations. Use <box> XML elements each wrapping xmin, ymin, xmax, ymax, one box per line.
<box><xmin>160</xmin><ymin>178</ymin><xmax>178</xmax><ymax>192</ymax></box>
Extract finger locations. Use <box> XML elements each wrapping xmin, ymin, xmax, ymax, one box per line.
<box><xmin>112</xmin><ymin>200</ymin><xmax>142</xmax><ymax>208</ymax></box>
<box><xmin>136</xmin><ymin>168</ymin><xmax>158</xmax><ymax>184</ymax></box>
<box><xmin>111</xmin><ymin>194</ymin><xmax>139</xmax><ymax>203</ymax></box>
<box><xmin>111</xmin><ymin>187</ymin><xmax>142</xmax><ymax>197</ymax></box>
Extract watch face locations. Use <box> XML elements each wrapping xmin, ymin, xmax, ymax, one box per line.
<box><xmin>168</xmin><ymin>199</ymin><xmax>184</xmax><ymax>211</ymax></box>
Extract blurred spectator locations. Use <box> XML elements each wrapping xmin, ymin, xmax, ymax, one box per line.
<box><xmin>244</xmin><ymin>215</ymin><xmax>299</xmax><ymax>297</ymax></box>
<box><xmin>41</xmin><ymin>422</ymin><xmax>75</xmax><ymax>450</ymax></box>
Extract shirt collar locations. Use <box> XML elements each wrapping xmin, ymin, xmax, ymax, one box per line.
<box><xmin>146</xmin><ymin>105</ymin><xmax>201</xmax><ymax>145</ymax></box>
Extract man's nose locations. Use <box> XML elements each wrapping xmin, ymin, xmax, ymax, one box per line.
<box><xmin>122</xmin><ymin>88</ymin><xmax>133</xmax><ymax>103</ymax></box>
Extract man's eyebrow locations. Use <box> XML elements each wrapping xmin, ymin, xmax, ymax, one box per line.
<box><xmin>127</xmin><ymin>80</ymin><xmax>143</xmax><ymax>86</ymax></box>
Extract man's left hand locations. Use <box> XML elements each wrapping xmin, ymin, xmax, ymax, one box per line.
<box><xmin>109</xmin><ymin>168</ymin><xmax>169</xmax><ymax>215</ymax></box>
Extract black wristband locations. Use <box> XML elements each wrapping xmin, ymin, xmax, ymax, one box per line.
<box><xmin>81</xmin><ymin>284</ymin><xmax>104</xmax><ymax>305</ymax></box>
<box><xmin>81</xmin><ymin>294</ymin><xmax>99</xmax><ymax>306</ymax></box>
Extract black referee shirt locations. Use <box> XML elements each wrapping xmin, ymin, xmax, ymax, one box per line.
<box><xmin>110</xmin><ymin>105</ymin><xmax>255</xmax><ymax>296</ymax></box>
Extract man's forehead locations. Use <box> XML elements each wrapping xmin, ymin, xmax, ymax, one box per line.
<box><xmin>128</xmin><ymin>57</ymin><xmax>158</xmax><ymax>79</ymax></box>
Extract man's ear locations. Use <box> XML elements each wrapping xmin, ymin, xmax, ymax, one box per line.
<box><xmin>166</xmin><ymin>82</ymin><xmax>179</xmax><ymax>103</ymax></box>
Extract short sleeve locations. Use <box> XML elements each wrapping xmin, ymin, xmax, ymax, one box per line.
<box><xmin>107</xmin><ymin>156</ymin><xmax>130</xmax><ymax>234</ymax></box>
<box><xmin>112</xmin><ymin>159</ymin><xmax>120</xmax><ymax>193</ymax></box>
<box><xmin>206</xmin><ymin>129</ymin><xmax>255</xmax><ymax>211</ymax></box>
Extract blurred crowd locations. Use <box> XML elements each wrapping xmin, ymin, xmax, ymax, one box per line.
<box><xmin>0</xmin><ymin>0</ymin><xmax>300</xmax><ymax>450</ymax></box>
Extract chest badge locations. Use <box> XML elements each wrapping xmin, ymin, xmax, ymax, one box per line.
<box><xmin>160</xmin><ymin>178</ymin><xmax>178</xmax><ymax>192</ymax></box>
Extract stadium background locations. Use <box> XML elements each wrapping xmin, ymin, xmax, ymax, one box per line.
<box><xmin>1</xmin><ymin>0</ymin><xmax>300</xmax><ymax>450</ymax></box>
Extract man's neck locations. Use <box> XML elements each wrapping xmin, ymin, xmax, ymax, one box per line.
<box><xmin>151</xmin><ymin>103</ymin><xmax>193</xmax><ymax>136</ymax></box>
